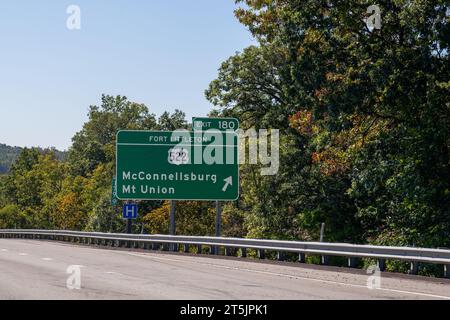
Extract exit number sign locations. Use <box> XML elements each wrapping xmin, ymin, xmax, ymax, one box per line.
<box><xmin>192</xmin><ymin>117</ymin><xmax>239</xmax><ymax>132</ymax></box>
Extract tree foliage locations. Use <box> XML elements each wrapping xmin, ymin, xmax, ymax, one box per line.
<box><xmin>206</xmin><ymin>0</ymin><xmax>449</xmax><ymax>247</ymax></box>
<box><xmin>0</xmin><ymin>95</ymin><xmax>192</xmax><ymax>233</ymax></box>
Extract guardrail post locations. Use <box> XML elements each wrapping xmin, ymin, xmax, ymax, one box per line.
<box><xmin>377</xmin><ymin>259</ymin><xmax>386</xmax><ymax>272</ymax></box>
<box><xmin>410</xmin><ymin>261</ymin><xmax>419</xmax><ymax>275</ymax></box>
<box><xmin>299</xmin><ymin>253</ymin><xmax>306</xmax><ymax>263</ymax></box>
<box><xmin>444</xmin><ymin>265</ymin><xmax>450</xmax><ymax>279</ymax></box>
<box><xmin>197</xmin><ymin>244</ymin><xmax>202</xmax><ymax>254</ymax></box>
<box><xmin>184</xmin><ymin>244</ymin><xmax>190</xmax><ymax>253</ymax></box>
<box><xmin>321</xmin><ymin>256</ymin><xmax>329</xmax><ymax>265</ymax></box>
<box><xmin>258</xmin><ymin>249</ymin><xmax>265</xmax><ymax>259</ymax></box>
<box><xmin>241</xmin><ymin>248</ymin><xmax>247</xmax><ymax>258</ymax></box>
<box><xmin>225</xmin><ymin>247</ymin><xmax>232</xmax><ymax>257</ymax></box>
<box><xmin>348</xmin><ymin>257</ymin><xmax>358</xmax><ymax>268</ymax></box>
<box><xmin>277</xmin><ymin>252</ymin><xmax>285</xmax><ymax>261</ymax></box>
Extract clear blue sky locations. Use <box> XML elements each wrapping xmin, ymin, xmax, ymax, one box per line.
<box><xmin>0</xmin><ymin>1</ymin><xmax>255</xmax><ymax>150</ymax></box>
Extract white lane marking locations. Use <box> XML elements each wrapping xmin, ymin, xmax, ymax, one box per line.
<box><xmin>122</xmin><ymin>252</ymin><xmax>450</xmax><ymax>300</ymax></box>
<box><xmin>42</xmin><ymin>258</ymin><xmax>53</xmax><ymax>261</ymax></box>
<box><xmin>1</xmin><ymin>249</ymin><xmax>8</xmax><ymax>252</ymax></box>
<box><xmin>18</xmin><ymin>253</ymin><xmax>29</xmax><ymax>256</ymax></box>
<box><xmin>105</xmin><ymin>271</ymin><xmax>123</xmax><ymax>276</ymax></box>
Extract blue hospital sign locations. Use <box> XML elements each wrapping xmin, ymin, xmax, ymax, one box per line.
<box><xmin>123</xmin><ymin>204</ymin><xmax>138</xmax><ymax>219</ymax></box>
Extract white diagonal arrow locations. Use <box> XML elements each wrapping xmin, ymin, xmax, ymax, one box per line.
<box><xmin>222</xmin><ymin>176</ymin><xmax>233</xmax><ymax>192</ymax></box>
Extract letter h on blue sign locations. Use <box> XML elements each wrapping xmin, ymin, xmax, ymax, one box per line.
<box><xmin>123</xmin><ymin>204</ymin><xmax>138</xmax><ymax>219</ymax></box>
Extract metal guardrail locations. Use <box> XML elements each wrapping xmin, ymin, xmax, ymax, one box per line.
<box><xmin>1</xmin><ymin>229</ymin><xmax>450</xmax><ymax>278</ymax></box>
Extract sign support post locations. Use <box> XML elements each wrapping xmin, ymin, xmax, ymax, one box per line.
<box><xmin>214</xmin><ymin>200</ymin><xmax>222</xmax><ymax>255</ymax></box>
<box><xmin>126</xmin><ymin>219</ymin><xmax>132</xmax><ymax>234</ymax></box>
<box><xmin>169</xmin><ymin>200</ymin><xmax>176</xmax><ymax>235</ymax></box>
<box><xmin>169</xmin><ymin>200</ymin><xmax>177</xmax><ymax>251</ymax></box>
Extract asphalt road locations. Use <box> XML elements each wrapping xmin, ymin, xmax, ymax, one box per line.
<box><xmin>0</xmin><ymin>239</ymin><xmax>449</xmax><ymax>300</ymax></box>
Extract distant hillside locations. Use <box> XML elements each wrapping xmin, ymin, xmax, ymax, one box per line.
<box><xmin>0</xmin><ymin>143</ymin><xmax>66</xmax><ymax>174</ymax></box>
<box><xmin>0</xmin><ymin>144</ymin><xmax>22</xmax><ymax>174</ymax></box>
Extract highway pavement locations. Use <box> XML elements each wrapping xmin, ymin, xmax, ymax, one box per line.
<box><xmin>0</xmin><ymin>239</ymin><xmax>449</xmax><ymax>300</ymax></box>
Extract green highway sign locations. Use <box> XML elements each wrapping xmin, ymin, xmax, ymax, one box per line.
<box><xmin>192</xmin><ymin>117</ymin><xmax>239</xmax><ymax>132</ymax></box>
<box><xmin>116</xmin><ymin>130</ymin><xmax>239</xmax><ymax>201</ymax></box>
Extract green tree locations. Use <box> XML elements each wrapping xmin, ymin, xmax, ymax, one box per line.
<box><xmin>157</xmin><ymin>109</ymin><xmax>189</xmax><ymax>131</ymax></box>
<box><xmin>68</xmin><ymin>94</ymin><xmax>158</xmax><ymax>177</ymax></box>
